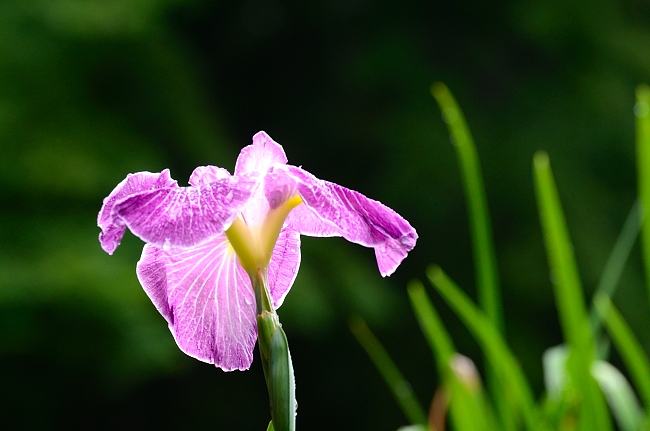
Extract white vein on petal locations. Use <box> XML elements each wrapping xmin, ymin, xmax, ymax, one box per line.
<box><xmin>191</xmin><ymin>247</ymin><xmax>221</xmax><ymax>345</ymax></box>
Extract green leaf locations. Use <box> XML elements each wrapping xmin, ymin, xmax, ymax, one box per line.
<box><xmin>266</xmin><ymin>421</ymin><xmax>275</xmax><ymax>431</ymax></box>
<box><xmin>594</xmin><ymin>293</ymin><xmax>650</xmax><ymax>421</ymax></box>
<box><xmin>589</xmin><ymin>201</ymin><xmax>642</xmax><ymax>333</ymax></box>
<box><xmin>349</xmin><ymin>316</ymin><xmax>428</xmax><ymax>427</ymax></box>
<box><xmin>635</xmin><ymin>84</ymin><xmax>650</xmax><ymax>304</ymax></box>
<box><xmin>408</xmin><ymin>281</ymin><xmax>497</xmax><ymax>431</ymax></box>
<box><xmin>533</xmin><ymin>152</ymin><xmax>612</xmax><ymax>431</ymax></box>
<box><xmin>431</xmin><ymin>82</ymin><xmax>508</xmax><ymax>431</ymax></box>
<box><xmin>430</xmin><ymin>82</ymin><xmax>502</xmax><ymax>332</ymax></box>
<box><xmin>591</xmin><ymin>360</ymin><xmax>644</xmax><ymax>431</ymax></box>
<box><xmin>427</xmin><ymin>266</ymin><xmax>547</xmax><ymax>431</ymax></box>
<box><xmin>407</xmin><ymin>280</ymin><xmax>455</xmax><ymax>372</ymax></box>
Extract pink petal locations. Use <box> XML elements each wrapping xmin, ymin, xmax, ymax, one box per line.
<box><xmin>112</xmin><ymin>175</ymin><xmax>257</xmax><ymax>250</ymax></box>
<box><xmin>234</xmin><ymin>131</ymin><xmax>287</xmax><ymax>177</ymax></box>
<box><xmin>286</xmin><ymin>204</ymin><xmax>341</xmax><ymax>238</ymax></box>
<box><xmin>267</xmin><ymin>225</ymin><xmax>301</xmax><ymax>309</ymax></box>
<box><xmin>98</xmin><ymin>170</ymin><xmax>178</xmax><ymax>255</ymax></box>
<box><xmin>189</xmin><ymin>166</ymin><xmax>232</xmax><ymax>187</ymax></box>
<box><xmin>271</xmin><ymin>165</ymin><xmax>418</xmax><ymax>277</ymax></box>
<box><xmin>136</xmin><ymin>235</ymin><xmax>257</xmax><ymax>371</ymax></box>
<box><xmin>235</xmin><ymin>132</ymin><xmax>289</xmax><ymax>229</ymax></box>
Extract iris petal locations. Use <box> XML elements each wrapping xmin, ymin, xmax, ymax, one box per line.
<box><xmin>99</xmin><ymin>132</ymin><xmax>417</xmax><ymax>372</ymax></box>
<box><xmin>235</xmin><ymin>131</ymin><xmax>287</xmax><ymax>177</ymax></box>
<box><xmin>271</xmin><ymin>165</ymin><xmax>417</xmax><ymax>277</ymax></box>
<box><xmin>137</xmin><ymin>235</ymin><xmax>257</xmax><ymax>371</ymax></box>
<box><xmin>189</xmin><ymin>165</ymin><xmax>232</xmax><ymax>187</ymax></box>
<box><xmin>113</xmin><ymin>176</ymin><xmax>257</xmax><ymax>250</ymax></box>
<box><xmin>234</xmin><ymin>132</ymin><xmax>289</xmax><ymax>229</ymax></box>
<box><xmin>98</xmin><ymin>170</ymin><xmax>178</xmax><ymax>254</ymax></box>
<box><xmin>267</xmin><ymin>225</ymin><xmax>301</xmax><ymax>309</ymax></box>
<box><xmin>136</xmin><ymin>226</ymin><xmax>299</xmax><ymax>371</ymax></box>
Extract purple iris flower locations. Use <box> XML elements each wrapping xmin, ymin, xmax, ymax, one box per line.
<box><xmin>98</xmin><ymin>131</ymin><xmax>417</xmax><ymax>371</ymax></box>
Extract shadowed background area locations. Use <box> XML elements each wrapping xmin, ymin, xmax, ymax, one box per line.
<box><xmin>2</xmin><ymin>0</ymin><xmax>650</xmax><ymax>429</ymax></box>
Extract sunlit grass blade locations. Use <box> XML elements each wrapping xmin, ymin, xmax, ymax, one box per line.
<box><xmin>636</xmin><ymin>84</ymin><xmax>650</xmax><ymax>304</ymax></box>
<box><xmin>430</xmin><ymin>82</ymin><xmax>502</xmax><ymax>333</ymax></box>
<box><xmin>594</xmin><ymin>293</ymin><xmax>650</xmax><ymax>419</ymax></box>
<box><xmin>542</xmin><ymin>345</ymin><xmax>569</xmax><ymax>400</ymax></box>
<box><xmin>533</xmin><ymin>152</ymin><xmax>612</xmax><ymax>431</ymax></box>
<box><xmin>591</xmin><ymin>360</ymin><xmax>645</xmax><ymax>431</ymax></box>
<box><xmin>431</xmin><ymin>82</ymin><xmax>508</xmax><ymax>430</ymax></box>
<box><xmin>408</xmin><ymin>280</ymin><xmax>497</xmax><ymax>431</ymax></box>
<box><xmin>589</xmin><ymin>200</ymin><xmax>641</xmax><ymax>333</ymax></box>
<box><xmin>349</xmin><ymin>316</ymin><xmax>429</xmax><ymax>427</ymax></box>
<box><xmin>426</xmin><ymin>266</ymin><xmax>547</xmax><ymax>431</ymax></box>
<box><xmin>408</xmin><ymin>280</ymin><xmax>456</xmax><ymax>370</ymax></box>
<box><xmin>266</xmin><ymin>421</ymin><xmax>275</xmax><ymax>431</ymax></box>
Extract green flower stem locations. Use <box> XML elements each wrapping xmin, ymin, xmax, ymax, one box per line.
<box><xmin>253</xmin><ymin>269</ymin><xmax>296</xmax><ymax>431</ymax></box>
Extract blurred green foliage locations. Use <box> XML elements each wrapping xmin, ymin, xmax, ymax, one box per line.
<box><xmin>353</xmin><ymin>85</ymin><xmax>650</xmax><ymax>431</ymax></box>
<box><xmin>1</xmin><ymin>0</ymin><xmax>650</xmax><ymax>429</ymax></box>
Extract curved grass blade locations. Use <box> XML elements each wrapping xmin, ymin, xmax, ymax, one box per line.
<box><xmin>349</xmin><ymin>316</ymin><xmax>429</xmax><ymax>427</ymax></box>
<box><xmin>408</xmin><ymin>280</ymin><xmax>456</xmax><ymax>371</ymax></box>
<box><xmin>533</xmin><ymin>152</ymin><xmax>612</xmax><ymax>431</ymax></box>
<box><xmin>591</xmin><ymin>360</ymin><xmax>644</xmax><ymax>431</ymax></box>
<box><xmin>589</xmin><ymin>201</ymin><xmax>641</xmax><ymax>333</ymax></box>
<box><xmin>430</xmin><ymin>82</ymin><xmax>502</xmax><ymax>333</ymax></box>
<box><xmin>594</xmin><ymin>293</ymin><xmax>650</xmax><ymax>421</ymax></box>
<box><xmin>427</xmin><ymin>266</ymin><xmax>547</xmax><ymax>431</ymax></box>
<box><xmin>431</xmin><ymin>82</ymin><xmax>508</xmax><ymax>430</ymax></box>
<box><xmin>408</xmin><ymin>280</ymin><xmax>497</xmax><ymax>431</ymax></box>
<box><xmin>635</xmin><ymin>84</ymin><xmax>650</xmax><ymax>304</ymax></box>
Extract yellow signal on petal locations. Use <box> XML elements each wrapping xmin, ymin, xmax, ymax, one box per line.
<box><xmin>260</xmin><ymin>194</ymin><xmax>303</xmax><ymax>267</ymax></box>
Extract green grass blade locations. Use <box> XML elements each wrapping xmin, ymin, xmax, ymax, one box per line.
<box><xmin>349</xmin><ymin>316</ymin><xmax>429</xmax><ymax>427</ymax></box>
<box><xmin>430</xmin><ymin>82</ymin><xmax>502</xmax><ymax>333</ymax></box>
<box><xmin>266</xmin><ymin>421</ymin><xmax>275</xmax><ymax>431</ymax></box>
<box><xmin>431</xmin><ymin>82</ymin><xmax>508</xmax><ymax>431</ymax></box>
<box><xmin>589</xmin><ymin>201</ymin><xmax>642</xmax><ymax>333</ymax></box>
<box><xmin>594</xmin><ymin>293</ymin><xmax>650</xmax><ymax>418</ymax></box>
<box><xmin>408</xmin><ymin>280</ymin><xmax>456</xmax><ymax>371</ymax></box>
<box><xmin>533</xmin><ymin>152</ymin><xmax>612</xmax><ymax>431</ymax></box>
<box><xmin>636</xmin><ymin>84</ymin><xmax>650</xmax><ymax>305</ymax></box>
<box><xmin>427</xmin><ymin>266</ymin><xmax>547</xmax><ymax>431</ymax></box>
<box><xmin>591</xmin><ymin>360</ymin><xmax>645</xmax><ymax>431</ymax></box>
<box><xmin>408</xmin><ymin>280</ymin><xmax>497</xmax><ymax>431</ymax></box>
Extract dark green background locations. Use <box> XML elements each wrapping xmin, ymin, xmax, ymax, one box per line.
<box><xmin>2</xmin><ymin>0</ymin><xmax>650</xmax><ymax>429</ymax></box>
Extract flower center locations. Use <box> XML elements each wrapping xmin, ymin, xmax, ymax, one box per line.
<box><xmin>225</xmin><ymin>194</ymin><xmax>303</xmax><ymax>276</ymax></box>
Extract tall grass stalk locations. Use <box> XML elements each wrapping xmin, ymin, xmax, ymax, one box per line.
<box><xmin>533</xmin><ymin>152</ymin><xmax>613</xmax><ymax>431</ymax></box>
<box><xmin>430</xmin><ymin>82</ymin><xmax>510</xmax><ymax>431</ymax></box>
<box><xmin>636</xmin><ymin>84</ymin><xmax>650</xmax><ymax>305</ymax></box>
